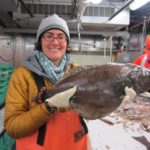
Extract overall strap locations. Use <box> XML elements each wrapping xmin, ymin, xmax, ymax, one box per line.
<box><xmin>32</xmin><ymin>72</ymin><xmax>47</xmax><ymax>146</ymax></box>
<box><xmin>32</xmin><ymin>72</ymin><xmax>45</xmax><ymax>92</ymax></box>
<box><xmin>79</xmin><ymin>116</ymin><xmax>88</xmax><ymax>134</ymax></box>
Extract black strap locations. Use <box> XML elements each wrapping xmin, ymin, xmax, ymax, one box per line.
<box><xmin>79</xmin><ymin>116</ymin><xmax>88</xmax><ymax>135</ymax></box>
<box><xmin>32</xmin><ymin>73</ymin><xmax>45</xmax><ymax>92</ymax></box>
<box><xmin>32</xmin><ymin>72</ymin><xmax>47</xmax><ymax>146</ymax></box>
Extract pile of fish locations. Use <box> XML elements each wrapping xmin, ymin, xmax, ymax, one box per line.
<box><xmin>44</xmin><ymin>63</ymin><xmax>150</xmax><ymax>120</ymax></box>
<box><xmin>115</xmin><ymin>91</ymin><xmax>150</xmax><ymax>132</ymax></box>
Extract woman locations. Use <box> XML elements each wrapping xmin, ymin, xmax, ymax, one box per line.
<box><xmin>4</xmin><ymin>14</ymin><xmax>88</xmax><ymax>150</ymax></box>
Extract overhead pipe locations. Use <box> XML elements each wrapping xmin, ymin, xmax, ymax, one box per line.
<box><xmin>108</xmin><ymin>0</ymin><xmax>135</xmax><ymax>21</ymax></box>
<box><xmin>129</xmin><ymin>16</ymin><xmax>150</xmax><ymax>31</ymax></box>
<box><xmin>71</xmin><ymin>0</ymin><xmax>77</xmax><ymax>19</ymax></box>
<box><xmin>18</xmin><ymin>0</ymin><xmax>34</xmax><ymax>17</ymax></box>
<box><xmin>77</xmin><ymin>14</ymin><xmax>82</xmax><ymax>51</ymax></box>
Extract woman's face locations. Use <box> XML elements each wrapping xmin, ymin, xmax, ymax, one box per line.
<box><xmin>41</xmin><ymin>29</ymin><xmax>68</xmax><ymax>65</ymax></box>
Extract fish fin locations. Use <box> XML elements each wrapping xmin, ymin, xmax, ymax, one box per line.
<box><xmin>125</xmin><ymin>87</ymin><xmax>137</xmax><ymax>97</ymax></box>
<box><xmin>122</xmin><ymin>87</ymin><xmax>136</xmax><ymax>102</ymax></box>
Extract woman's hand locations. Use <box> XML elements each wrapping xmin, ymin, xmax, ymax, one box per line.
<box><xmin>45</xmin><ymin>86</ymin><xmax>77</xmax><ymax>108</ymax></box>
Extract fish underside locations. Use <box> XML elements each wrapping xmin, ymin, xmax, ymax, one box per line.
<box><xmin>45</xmin><ymin>63</ymin><xmax>150</xmax><ymax>120</ymax></box>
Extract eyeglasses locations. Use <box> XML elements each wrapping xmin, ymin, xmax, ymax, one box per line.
<box><xmin>42</xmin><ymin>32</ymin><xmax>67</xmax><ymax>43</ymax></box>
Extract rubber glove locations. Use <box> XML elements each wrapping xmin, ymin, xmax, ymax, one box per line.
<box><xmin>123</xmin><ymin>87</ymin><xmax>136</xmax><ymax>102</ymax></box>
<box><xmin>45</xmin><ymin>86</ymin><xmax>77</xmax><ymax>108</ymax></box>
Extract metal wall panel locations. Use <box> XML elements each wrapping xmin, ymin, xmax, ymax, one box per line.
<box><xmin>0</xmin><ymin>36</ymin><xmax>14</xmax><ymax>66</ymax></box>
<box><xmin>0</xmin><ymin>33</ymin><xmax>143</xmax><ymax>67</ymax></box>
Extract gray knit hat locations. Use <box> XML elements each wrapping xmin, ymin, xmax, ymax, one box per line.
<box><xmin>36</xmin><ymin>14</ymin><xmax>70</xmax><ymax>43</ymax></box>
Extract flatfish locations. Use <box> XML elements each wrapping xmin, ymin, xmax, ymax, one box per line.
<box><xmin>45</xmin><ymin>63</ymin><xmax>150</xmax><ymax>120</ymax></box>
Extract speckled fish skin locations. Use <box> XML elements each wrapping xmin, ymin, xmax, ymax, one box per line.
<box><xmin>45</xmin><ymin>63</ymin><xmax>150</xmax><ymax>120</ymax></box>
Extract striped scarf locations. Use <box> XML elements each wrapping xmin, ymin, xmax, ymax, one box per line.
<box><xmin>36</xmin><ymin>52</ymin><xmax>71</xmax><ymax>84</ymax></box>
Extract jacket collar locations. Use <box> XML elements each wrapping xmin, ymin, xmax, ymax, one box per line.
<box><xmin>23</xmin><ymin>54</ymin><xmax>48</xmax><ymax>78</ymax></box>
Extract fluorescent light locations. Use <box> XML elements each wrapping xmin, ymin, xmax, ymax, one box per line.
<box><xmin>84</xmin><ymin>0</ymin><xmax>103</xmax><ymax>4</ymax></box>
<box><xmin>129</xmin><ymin>0</ymin><xmax>150</xmax><ymax>10</ymax></box>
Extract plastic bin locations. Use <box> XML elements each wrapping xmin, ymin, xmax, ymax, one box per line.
<box><xmin>0</xmin><ymin>64</ymin><xmax>14</xmax><ymax>105</ymax></box>
<box><xmin>0</xmin><ymin>64</ymin><xmax>15</xmax><ymax>150</ymax></box>
<box><xmin>0</xmin><ymin>132</ymin><xmax>15</xmax><ymax>150</ymax></box>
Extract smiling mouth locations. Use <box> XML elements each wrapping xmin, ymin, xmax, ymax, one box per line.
<box><xmin>49</xmin><ymin>48</ymin><xmax>60</xmax><ymax>51</ymax></box>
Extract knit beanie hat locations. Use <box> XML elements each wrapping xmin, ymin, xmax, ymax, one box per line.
<box><xmin>36</xmin><ymin>14</ymin><xmax>70</xmax><ymax>43</ymax></box>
